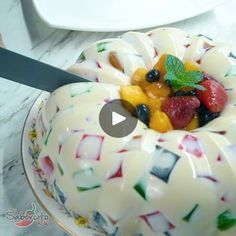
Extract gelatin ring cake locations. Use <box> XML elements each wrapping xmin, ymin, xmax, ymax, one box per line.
<box><xmin>22</xmin><ymin>28</ymin><xmax>236</xmax><ymax>236</ymax></box>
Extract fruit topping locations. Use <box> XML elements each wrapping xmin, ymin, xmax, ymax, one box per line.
<box><xmin>197</xmin><ymin>104</ymin><xmax>220</xmax><ymax>127</ymax></box>
<box><xmin>144</xmin><ymin>82</ymin><xmax>171</xmax><ymax>98</ymax></box>
<box><xmin>184</xmin><ymin>60</ymin><xmax>201</xmax><ymax>72</ymax></box>
<box><xmin>147</xmin><ymin>97</ymin><xmax>162</xmax><ymax>114</ymax></box>
<box><xmin>145</xmin><ymin>69</ymin><xmax>160</xmax><ymax>82</ymax></box>
<box><xmin>197</xmin><ymin>79</ymin><xmax>228</xmax><ymax>112</ymax></box>
<box><xmin>174</xmin><ymin>90</ymin><xmax>197</xmax><ymax>97</ymax></box>
<box><xmin>163</xmin><ymin>96</ymin><xmax>200</xmax><ymax>129</ymax></box>
<box><xmin>120</xmin><ymin>85</ymin><xmax>148</xmax><ymax>107</ymax></box>
<box><xmin>120</xmin><ymin>54</ymin><xmax>228</xmax><ymax>133</ymax></box>
<box><xmin>131</xmin><ymin>68</ymin><xmax>148</xmax><ymax>86</ymax></box>
<box><xmin>149</xmin><ymin>110</ymin><xmax>173</xmax><ymax>133</ymax></box>
<box><xmin>153</xmin><ymin>54</ymin><xmax>167</xmax><ymax>81</ymax></box>
<box><xmin>164</xmin><ymin>55</ymin><xmax>205</xmax><ymax>92</ymax></box>
<box><xmin>136</xmin><ymin>104</ymin><xmax>150</xmax><ymax>126</ymax></box>
<box><xmin>185</xmin><ymin>113</ymin><xmax>199</xmax><ymax>131</ymax></box>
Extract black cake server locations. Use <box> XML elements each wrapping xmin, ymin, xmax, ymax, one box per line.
<box><xmin>0</xmin><ymin>48</ymin><xmax>89</xmax><ymax>92</ymax></box>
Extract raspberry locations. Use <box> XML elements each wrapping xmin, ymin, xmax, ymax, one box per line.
<box><xmin>197</xmin><ymin>79</ymin><xmax>228</xmax><ymax>112</ymax></box>
<box><xmin>163</xmin><ymin>96</ymin><xmax>200</xmax><ymax>129</ymax></box>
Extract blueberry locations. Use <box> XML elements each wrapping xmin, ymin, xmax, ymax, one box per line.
<box><xmin>136</xmin><ymin>104</ymin><xmax>150</xmax><ymax>126</ymax></box>
<box><xmin>174</xmin><ymin>90</ymin><xmax>197</xmax><ymax>97</ymax></box>
<box><xmin>197</xmin><ymin>104</ymin><xmax>220</xmax><ymax>127</ymax></box>
<box><xmin>146</xmin><ymin>69</ymin><xmax>160</xmax><ymax>82</ymax></box>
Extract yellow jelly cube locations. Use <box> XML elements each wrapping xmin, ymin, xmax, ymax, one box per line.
<box><xmin>149</xmin><ymin>110</ymin><xmax>173</xmax><ymax>133</ymax></box>
<box><xmin>184</xmin><ymin>60</ymin><xmax>201</xmax><ymax>72</ymax></box>
<box><xmin>186</xmin><ymin>113</ymin><xmax>199</xmax><ymax>131</ymax></box>
<box><xmin>120</xmin><ymin>85</ymin><xmax>148</xmax><ymax>107</ymax></box>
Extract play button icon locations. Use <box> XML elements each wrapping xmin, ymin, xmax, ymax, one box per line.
<box><xmin>99</xmin><ymin>99</ymin><xmax>138</xmax><ymax>138</ymax></box>
<box><xmin>112</xmin><ymin>112</ymin><xmax>126</xmax><ymax>126</ymax></box>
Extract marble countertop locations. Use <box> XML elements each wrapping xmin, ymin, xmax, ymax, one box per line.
<box><xmin>0</xmin><ymin>0</ymin><xmax>236</xmax><ymax>235</ymax></box>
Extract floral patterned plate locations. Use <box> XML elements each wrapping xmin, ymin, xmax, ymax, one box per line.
<box><xmin>21</xmin><ymin>92</ymin><xmax>105</xmax><ymax>236</ymax></box>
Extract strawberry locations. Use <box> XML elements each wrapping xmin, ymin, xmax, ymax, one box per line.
<box><xmin>163</xmin><ymin>96</ymin><xmax>200</xmax><ymax>129</ymax></box>
<box><xmin>197</xmin><ymin>79</ymin><xmax>228</xmax><ymax>112</ymax></box>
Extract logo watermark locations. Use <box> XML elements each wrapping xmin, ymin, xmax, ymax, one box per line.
<box><xmin>3</xmin><ymin>203</ymin><xmax>49</xmax><ymax>228</ymax></box>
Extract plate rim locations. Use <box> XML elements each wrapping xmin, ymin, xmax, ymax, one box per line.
<box><xmin>32</xmin><ymin>0</ymin><xmax>226</xmax><ymax>32</ymax></box>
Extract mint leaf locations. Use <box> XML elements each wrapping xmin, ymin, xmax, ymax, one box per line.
<box><xmin>165</xmin><ymin>71</ymin><xmax>205</xmax><ymax>91</ymax></box>
<box><xmin>218</xmin><ymin>209</ymin><xmax>236</xmax><ymax>231</ymax></box>
<box><xmin>165</xmin><ymin>71</ymin><xmax>184</xmax><ymax>91</ymax></box>
<box><xmin>184</xmin><ymin>83</ymin><xmax>205</xmax><ymax>91</ymax></box>
<box><xmin>164</xmin><ymin>54</ymin><xmax>204</xmax><ymax>91</ymax></box>
<box><xmin>181</xmin><ymin>71</ymin><xmax>205</xmax><ymax>90</ymax></box>
<box><xmin>184</xmin><ymin>71</ymin><xmax>203</xmax><ymax>83</ymax></box>
<box><xmin>166</xmin><ymin>54</ymin><xmax>184</xmax><ymax>75</ymax></box>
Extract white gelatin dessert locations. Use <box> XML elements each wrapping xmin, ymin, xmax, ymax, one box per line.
<box><xmin>33</xmin><ymin>28</ymin><xmax>236</xmax><ymax>236</ymax></box>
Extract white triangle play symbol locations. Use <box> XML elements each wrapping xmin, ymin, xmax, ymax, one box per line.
<box><xmin>112</xmin><ymin>111</ymin><xmax>126</xmax><ymax>126</ymax></box>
